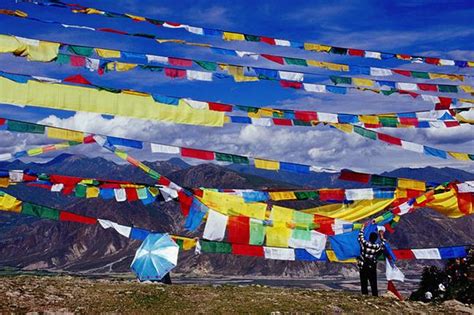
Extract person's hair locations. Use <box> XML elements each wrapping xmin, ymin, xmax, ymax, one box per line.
<box><xmin>369</xmin><ymin>232</ymin><xmax>378</xmax><ymax>243</ymax></box>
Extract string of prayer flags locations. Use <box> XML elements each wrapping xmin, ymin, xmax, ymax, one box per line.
<box><xmin>0</xmin><ymin>190</ymin><xmax>467</xmax><ymax>262</ymax></box>
<box><xmin>18</xmin><ymin>1</ymin><xmax>474</xmax><ymax>68</ymax></box>
<box><xmin>2</xmin><ymin>71</ymin><xmax>473</xmax><ymax>131</ymax></box>
<box><xmin>330</xmin><ymin>123</ymin><xmax>474</xmax><ymax>162</ymax></box>
<box><xmin>3</xmin><ymin>34</ymin><xmax>474</xmax><ymax>109</ymax></box>
<box><xmin>0</xmin><ymin>74</ymin><xmax>225</xmax><ymax>127</ymax></box>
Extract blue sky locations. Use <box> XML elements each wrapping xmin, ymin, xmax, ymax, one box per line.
<box><xmin>0</xmin><ymin>0</ymin><xmax>473</xmax><ymax>173</ymax></box>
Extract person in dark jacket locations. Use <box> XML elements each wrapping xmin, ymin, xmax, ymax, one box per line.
<box><xmin>357</xmin><ymin>223</ymin><xmax>386</xmax><ymax>296</ymax></box>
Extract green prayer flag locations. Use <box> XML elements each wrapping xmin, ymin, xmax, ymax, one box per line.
<box><xmin>249</xmin><ymin>219</ymin><xmax>265</xmax><ymax>245</ymax></box>
<box><xmin>438</xmin><ymin>85</ymin><xmax>458</xmax><ymax>93</ymax></box>
<box><xmin>137</xmin><ymin>188</ymin><xmax>148</xmax><ymax>200</ymax></box>
<box><xmin>411</xmin><ymin>71</ymin><xmax>430</xmax><ymax>79</ymax></box>
<box><xmin>75</xmin><ymin>184</ymin><xmax>87</xmax><ymax>198</ymax></box>
<box><xmin>21</xmin><ymin>202</ymin><xmax>59</xmax><ymax>220</ymax></box>
<box><xmin>293</xmin><ymin>120</ymin><xmax>312</xmax><ymax>126</ymax></box>
<box><xmin>284</xmin><ymin>57</ymin><xmax>308</xmax><ymax>66</ymax></box>
<box><xmin>370</xmin><ymin>175</ymin><xmax>397</xmax><ymax>187</ymax></box>
<box><xmin>195</xmin><ymin>60</ymin><xmax>217</xmax><ymax>71</ymax></box>
<box><xmin>381</xmin><ymin>89</ymin><xmax>397</xmax><ymax>96</ymax></box>
<box><xmin>354</xmin><ymin>126</ymin><xmax>377</xmax><ymax>140</ymax></box>
<box><xmin>7</xmin><ymin>121</ymin><xmax>45</xmax><ymax>134</ymax></box>
<box><xmin>330</xmin><ymin>76</ymin><xmax>352</xmax><ymax>85</ymax></box>
<box><xmin>293</xmin><ymin>211</ymin><xmax>314</xmax><ymax>225</ymax></box>
<box><xmin>291</xmin><ymin>229</ymin><xmax>311</xmax><ymax>241</ymax></box>
<box><xmin>139</xmin><ymin>65</ymin><xmax>163</xmax><ymax>72</ymax></box>
<box><xmin>148</xmin><ymin>170</ymin><xmax>161</xmax><ymax>180</ymax></box>
<box><xmin>56</xmin><ymin>53</ymin><xmax>71</xmax><ymax>65</ymax></box>
<box><xmin>379</xmin><ymin>117</ymin><xmax>398</xmax><ymax>127</ymax></box>
<box><xmin>200</xmin><ymin>240</ymin><xmax>232</xmax><ymax>253</ymax></box>
<box><xmin>215</xmin><ymin>152</ymin><xmax>249</xmax><ymax>164</ymax></box>
<box><xmin>295</xmin><ymin>191</ymin><xmax>319</xmax><ymax>200</ymax></box>
<box><xmin>67</xmin><ymin>45</ymin><xmax>94</xmax><ymax>57</ymax></box>
<box><xmin>245</xmin><ymin>34</ymin><xmax>260</xmax><ymax>42</ymax></box>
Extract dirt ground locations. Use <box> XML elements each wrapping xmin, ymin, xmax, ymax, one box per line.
<box><xmin>1</xmin><ymin>275</ymin><xmax>472</xmax><ymax>313</ymax></box>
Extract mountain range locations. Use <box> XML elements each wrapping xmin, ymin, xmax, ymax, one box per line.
<box><xmin>0</xmin><ymin>154</ymin><xmax>472</xmax><ymax>277</ymax></box>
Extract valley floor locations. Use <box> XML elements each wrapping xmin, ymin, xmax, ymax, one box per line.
<box><xmin>1</xmin><ymin>275</ymin><xmax>472</xmax><ymax>313</ymax></box>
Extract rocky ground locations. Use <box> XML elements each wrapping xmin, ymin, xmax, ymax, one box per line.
<box><xmin>1</xmin><ymin>275</ymin><xmax>473</xmax><ymax>313</ymax></box>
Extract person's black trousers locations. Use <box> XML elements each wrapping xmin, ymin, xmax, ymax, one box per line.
<box><xmin>360</xmin><ymin>265</ymin><xmax>378</xmax><ymax>296</ymax></box>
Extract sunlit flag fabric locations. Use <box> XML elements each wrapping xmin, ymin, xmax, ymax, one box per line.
<box><xmin>130</xmin><ymin>233</ymin><xmax>179</xmax><ymax>281</ymax></box>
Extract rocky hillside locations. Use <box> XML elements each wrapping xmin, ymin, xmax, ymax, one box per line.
<box><xmin>0</xmin><ymin>155</ymin><xmax>472</xmax><ymax>276</ymax></box>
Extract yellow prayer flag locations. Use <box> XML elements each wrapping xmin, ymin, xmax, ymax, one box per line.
<box><xmin>0</xmin><ymin>193</ymin><xmax>22</xmax><ymax>212</ymax></box>
<box><xmin>0</xmin><ymin>77</ymin><xmax>225</xmax><ymax>127</ymax></box>
<box><xmin>265</xmin><ymin>225</ymin><xmax>292</xmax><ymax>247</ymax></box>
<box><xmin>428</xmin><ymin>73</ymin><xmax>464</xmax><ymax>81</ymax></box>
<box><xmin>86</xmin><ymin>187</ymin><xmax>100</xmax><ymax>198</ymax></box>
<box><xmin>269</xmin><ymin>191</ymin><xmax>297</xmax><ymax>201</ymax></box>
<box><xmin>459</xmin><ymin>85</ymin><xmax>474</xmax><ymax>93</ymax></box>
<box><xmin>254</xmin><ymin>159</ymin><xmax>280</xmax><ymax>170</ymax></box>
<box><xmin>27</xmin><ymin>147</ymin><xmax>43</xmax><ymax>156</ymax></box>
<box><xmin>332</xmin><ymin>123</ymin><xmax>353</xmax><ymax>133</ymax></box>
<box><xmin>306</xmin><ymin>60</ymin><xmax>325</xmax><ymax>68</ymax></box>
<box><xmin>304</xmin><ymin>43</ymin><xmax>331</xmax><ymax>52</ymax></box>
<box><xmin>449</xmin><ymin>152</ymin><xmax>471</xmax><ymax>161</ymax></box>
<box><xmin>199</xmin><ymin>191</ymin><xmax>267</xmax><ymax>220</ymax></box>
<box><xmin>156</xmin><ymin>39</ymin><xmax>185</xmax><ymax>44</ymax></box>
<box><xmin>121</xmin><ymin>90</ymin><xmax>149</xmax><ymax>97</ymax></box>
<box><xmin>271</xmin><ymin>205</ymin><xmax>294</xmax><ymax>223</ymax></box>
<box><xmin>95</xmin><ymin>48</ymin><xmax>121</xmax><ymax>58</ymax></box>
<box><xmin>326</xmin><ymin>250</ymin><xmax>357</xmax><ymax>263</ymax></box>
<box><xmin>226</xmin><ymin>65</ymin><xmax>259</xmax><ymax>82</ymax></box>
<box><xmin>323</xmin><ymin>61</ymin><xmax>349</xmax><ymax>72</ymax></box>
<box><xmin>0</xmin><ymin>35</ymin><xmax>59</xmax><ymax>62</ymax></box>
<box><xmin>397</xmin><ymin>178</ymin><xmax>426</xmax><ymax>191</ymax></box>
<box><xmin>0</xmin><ymin>178</ymin><xmax>10</xmax><ymax>188</ymax></box>
<box><xmin>352</xmin><ymin>78</ymin><xmax>374</xmax><ymax>87</ymax></box>
<box><xmin>125</xmin><ymin>13</ymin><xmax>146</xmax><ymax>21</ymax></box>
<box><xmin>468</xmin><ymin>61</ymin><xmax>474</xmax><ymax>67</ymax></box>
<box><xmin>359</xmin><ymin>115</ymin><xmax>379</xmax><ymax>124</ymax></box>
<box><xmin>222</xmin><ymin>32</ymin><xmax>245</xmax><ymax>41</ymax></box>
<box><xmin>114</xmin><ymin>62</ymin><xmax>137</xmax><ymax>72</ymax></box>
<box><xmin>47</xmin><ymin>127</ymin><xmax>84</xmax><ymax>142</ymax></box>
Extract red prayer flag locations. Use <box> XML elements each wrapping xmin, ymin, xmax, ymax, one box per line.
<box><xmin>178</xmin><ymin>191</ymin><xmax>193</xmax><ymax>216</ymax></box>
<box><xmin>272</xmin><ymin>118</ymin><xmax>293</xmax><ymax>126</ymax></box>
<box><xmin>295</xmin><ymin>111</ymin><xmax>318</xmax><ymax>121</ymax></box>
<box><xmin>0</xmin><ymin>118</ymin><xmax>5</xmax><ymax>126</ymax></box>
<box><xmin>232</xmin><ymin>244</ymin><xmax>264</xmax><ymax>257</ymax></box>
<box><xmin>392</xmin><ymin>69</ymin><xmax>411</xmax><ymax>77</ymax></box>
<box><xmin>444</xmin><ymin>121</ymin><xmax>460</xmax><ymax>127</ymax></box>
<box><xmin>64</xmin><ymin>74</ymin><xmax>91</xmax><ymax>85</ymax></box>
<box><xmin>22</xmin><ymin>174</ymin><xmax>37</xmax><ymax>181</ymax></box>
<box><xmin>208</xmin><ymin>102</ymin><xmax>232</xmax><ymax>112</ymax></box>
<box><xmin>193</xmin><ymin>188</ymin><xmax>204</xmax><ymax>198</ymax></box>
<box><xmin>435</xmin><ymin>97</ymin><xmax>453</xmax><ymax>110</ymax></box>
<box><xmin>181</xmin><ymin>148</ymin><xmax>215</xmax><ymax>160</ymax></box>
<box><xmin>126</xmin><ymin>188</ymin><xmax>139</xmax><ymax>202</ymax></box>
<box><xmin>168</xmin><ymin>57</ymin><xmax>193</xmax><ymax>67</ymax></box>
<box><xmin>424</xmin><ymin>57</ymin><xmax>440</xmax><ymax>65</ymax></box>
<box><xmin>399</xmin><ymin>118</ymin><xmax>418</xmax><ymax>126</ymax></box>
<box><xmin>70</xmin><ymin>55</ymin><xmax>86</xmax><ymax>67</ymax></box>
<box><xmin>280</xmin><ymin>80</ymin><xmax>303</xmax><ymax>89</ymax></box>
<box><xmin>417</xmin><ymin>83</ymin><xmax>438</xmax><ymax>92</ymax></box>
<box><xmin>97</xmin><ymin>28</ymin><xmax>128</xmax><ymax>35</ymax></box>
<box><xmin>364</xmin><ymin>123</ymin><xmax>382</xmax><ymax>128</ymax></box>
<box><xmin>165</xmin><ymin>21</ymin><xmax>181</xmax><ymax>27</ymax></box>
<box><xmin>83</xmin><ymin>135</ymin><xmax>95</xmax><ymax>143</ymax></box>
<box><xmin>387</xmin><ymin>281</ymin><xmax>404</xmax><ymax>301</ymax></box>
<box><xmin>384</xmin><ymin>223</ymin><xmax>395</xmax><ymax>234</ymax></box>
<box><xmin>158</xmin><ymin>176</ymin><xmax>170</xmax><ymax>186</ymax></box>
<box><xmin>260</xmin><ymin>36</ymin><xmax>276</xmax><ymax>45</ymax></box>
<box><xmin>338</xmin><ymin>170</ymin><xmax>370</xmax><ymax>183</ymax></box>
<box><xmin>59</xmin><ymin>211</ymin><xmax>97</xmax><ymax>225</ymax></box>
<box><xmin>261</xmin><ymin>54</ymin><xmax>285</xmax><ymax>65</ymax></box>
<box><xmin>227</xmin><ymin>216</ymin><xmax>250</xmax><ymax>244</ymax></box>
<box><xmin>164</xmin><ymin>68</ymin><xmax>186</xmax><ymax>78</ymax></box>
<box><xmin>377</xmin><ymin>133</ymin><xmax>402</xmax><ymax>146</ymax></box>
<box><xmin>319</xmin><ymin>189</ymin><xmax>345</xmax><ymax>201</ymax></box>
<box><xmin>348</xmin><ymin>49</ymin><xmax>365</xmax><ymax>56</ymax></box>
<box><xmin>398</xmin><ymin>90</ymin><xmax>419</xmax><ymax>98</ymax></box>
<box><xmin>393</xmin><ymin>249</ymin><xmax>415</xmax><ymax>260</ymax></box>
